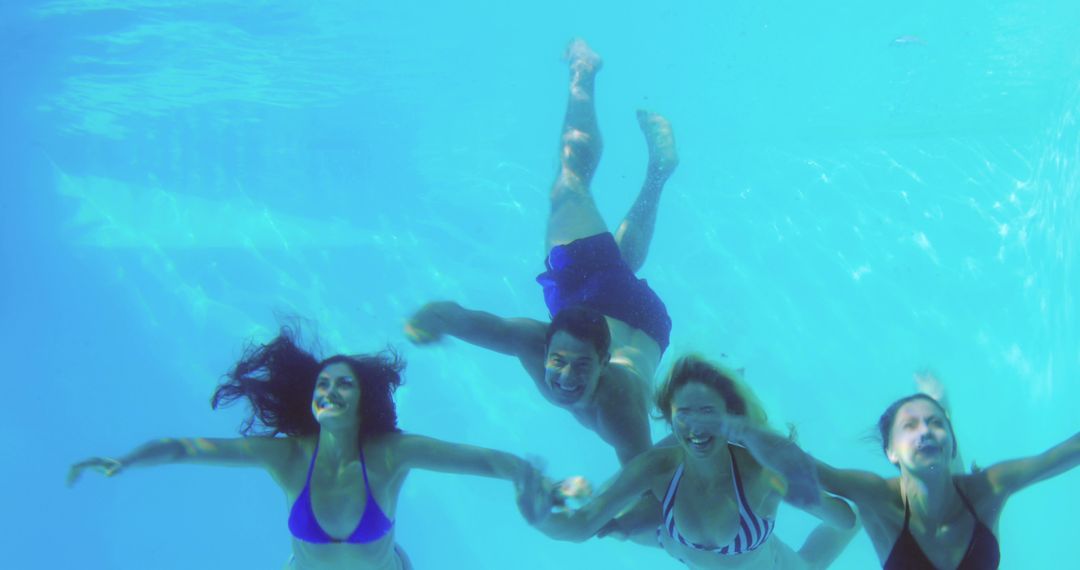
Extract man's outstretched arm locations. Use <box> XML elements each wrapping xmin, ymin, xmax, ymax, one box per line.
<box><xmin>406</xmin><ymin>301</ymin><xmax>548</xmax><ymax>363</ymax></box>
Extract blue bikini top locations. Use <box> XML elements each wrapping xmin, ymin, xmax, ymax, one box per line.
<box><xmin>287</xmin><ymin>440</ymin><xmax>394</xmax><ymax>544</ymax></box>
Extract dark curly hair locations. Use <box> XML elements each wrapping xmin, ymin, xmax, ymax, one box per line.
<box><xmin>210</xmin><ymin>326</ymin><xmax>405</xmax><ymax>439</ymax></box>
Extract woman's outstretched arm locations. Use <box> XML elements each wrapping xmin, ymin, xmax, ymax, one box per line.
<box><xmin>68</xmin><ymin>436</ymin><xmax>298</xmax><ymax>486</ymax></box>
<box><xmin>984</xmin><ymin>430</ymin><xmax>1080</xmax><ymax>497</ymax></box>
<box><xmin>391</xmin><ymin>433</ymin><xmax>550</xmax><ymax>525</ymax></box>
<box><xmin>814</xmin><ymin>459</ymin><xmax>890</xmax><ymax>506</ymax></box>
<box><xmin>526</xmin><ymin>448</ymin><xmax>661</xmax><ymax>542</ymax></box>
<box><xmin>393</xmin><ymin>433</ymin><xmax>536</xmax><ymax>482</ymax></box>
<box><xmin>721</xmin><ymin>418</ymin><xmax>823</xmax><ymax>508</ymax></box>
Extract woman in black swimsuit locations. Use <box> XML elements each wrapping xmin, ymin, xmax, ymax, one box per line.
<box><xmin>817</xmin><ymin>393</ymin><xmax>1079</xmax><ymax>569</ymax></box>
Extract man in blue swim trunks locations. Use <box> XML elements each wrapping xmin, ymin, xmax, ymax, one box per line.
<box><xmin>406</xmin><ymin>39</ymin><xmax>677</xmax><ymax>465</ymax></box>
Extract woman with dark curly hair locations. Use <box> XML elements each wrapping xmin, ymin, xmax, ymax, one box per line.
<box><xmin>68</xmin><ymin>327</ymin><xmax>544</xmax><ymax>570</ymax></box>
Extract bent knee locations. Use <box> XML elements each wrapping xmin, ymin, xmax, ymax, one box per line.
<box><xmin>561</xmin><ymin>129</ymin><xmax>601</xmax><ymax>172</ymax></box>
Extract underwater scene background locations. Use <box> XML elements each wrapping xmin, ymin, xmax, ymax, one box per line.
<box><xmin>3</xmin><ymin>0</ymin><xmax>1078</xmax><ymax>568</ymax></box>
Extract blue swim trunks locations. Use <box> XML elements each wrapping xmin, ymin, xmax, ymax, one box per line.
<box><xmin>536</xmin><ymin>233</ymin><xmax>672</xmax><ymax>352</ymax></box>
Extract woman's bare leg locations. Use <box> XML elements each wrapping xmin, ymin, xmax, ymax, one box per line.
<box><xmin>613</xmin><ymin>111</ymin><xmax>679</xmax><ymax>272</ymax></box>
<box><xmin>545</xmin><ymin>39</ymin><xmax>608</xmax><ymax>254</ymax></box>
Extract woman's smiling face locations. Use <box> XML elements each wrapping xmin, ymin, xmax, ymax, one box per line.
<box><xmin>312</xmin><ymin>362</ymin><xmax>362</xmax><ymax>429</ymax></box>
<box><xmin>671</xmin><ymin>381</ymin><xmax>729</xmax><ymax>458</ymax></box>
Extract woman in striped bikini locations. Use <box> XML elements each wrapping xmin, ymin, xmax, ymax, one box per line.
<box><xmin>521</xmin><ymin>354</ymin><xmax>858</xmax><ymax>569</ymax></box>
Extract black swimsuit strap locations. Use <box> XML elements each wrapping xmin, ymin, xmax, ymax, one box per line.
<box><xmin>952</xmin><ymin>482</ymin><xmax>981</xmax><ymax>521</ymax></box>
<box><xmin>902</xmin><ymin>482</ymin><xmax>983</xmax><ymax>532</ymax></box>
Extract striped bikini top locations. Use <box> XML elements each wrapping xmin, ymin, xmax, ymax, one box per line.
<box><xmin>659</xmin><ymin>445</ymin><xmax>775</xmax><ymax>555</ymax></box>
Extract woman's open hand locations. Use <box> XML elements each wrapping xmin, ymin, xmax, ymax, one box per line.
<box><xmin>68</xmin><ymin>457</ymin><xmax>124</xmax><ymax>487</ymax></box>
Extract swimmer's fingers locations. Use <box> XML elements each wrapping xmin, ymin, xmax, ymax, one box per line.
<box><xmin>914</xmin><ymin>372</ymin><xmax>942</xmax><ymax>391</ymax></box>
<box><xmin>556</xmin><ymin>475</ymin><xmax>593</xmax><ymax>500</ymax></box>
<box><xmin>403</xmin><ymin>300</ymin><xmax>462</xmax><ymax>345</ymax></box>
<box><xmin>516</xmin><ymin>466</ymin><xmax>553</xmax><ymax>525</ymax></box>
<box><xmin>785</xmin><ymin>477</ymin><xmax>821</xmax><ymax>509</ymax></box>
<box><xmin>404</xmin><ymin>303</ymin><xmax>455</xmax><ymax>344</ymax></box>
<box><xmin>781</xmin><ymin>463</ymin><xmax>822</xmax><ymax>509</ymax></box>
<box><xmin>913</xmin><ymin>370</ymin><xmax>947</xmax><ymax>403</ymax></box>
<box><xmin>403</xmin><ymin>322</ymin><xmax>437</xmax><ymax>344</ymax></box>
<box><xmin>67</xmin><ymin>457</ymin><xmax>123</xmax><ymax>487</ymax></box>
<box><xmin>717</xmin><ymin>416</ymin><xmax>750</xmax><ymax>444</ymax></box>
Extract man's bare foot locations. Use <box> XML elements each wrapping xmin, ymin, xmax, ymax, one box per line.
<box><xmin>566</xmin><ymin>38</ymin><xmax>602</xmax><ymax>73</ymax></box>
<box><xmin>637</xmin><ymin>110</ymin><xmax>679</xmax><ymax>180</ymax></box>
<box><xmin>566</xmin><ymin>39</ymin><xmax>602</xmax><ymax>99</ymax></box>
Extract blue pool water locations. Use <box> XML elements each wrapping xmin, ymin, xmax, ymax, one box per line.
<box><xmin>3</xmin><ymin>1</ymin><xmax>1078</xmax><ymax>568</ymax></box>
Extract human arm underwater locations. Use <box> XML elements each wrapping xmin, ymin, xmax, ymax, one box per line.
<box><xmin>720</xmin><ymin>418</ymin><xmax>826</xmax><ymax>509</ymax></box>
<box><xmin>390</xmin><ymin>433</ymin><xmax>572</xmax><ymax>528</ymax></box>
<box><xmin>393</xmin><ymin>433</ymin><xmax>533</xmax><ymax>479</ymax></box>
<box><xmin>720</xmin><ymin>419</ymin><xmax>858</xmax><ymax>529</ymax></box>
<box><xmin>523</xmin><ymin>449</ymin><xmax>661</xmax><ymax>542</ymax></box>
<box><xmin>982</xmin><ymin>430</ymin><xmax>1080</xmax><ymax>497</ymax></box>
<box><xmin>68</xmin><ymin>436</ymin><xmax>298</xmax><ymax>486</ymax></box>
<box><xmin>405</xmin><ymin>301</ymin><xmax>548</xmax><ymax>362</ymax></box>
<box><xmin>596</xmin><ymin>434</ymin><xmax>680</xmax><ymax>540</ymax></box>
<box><xmin>595</xmin><ymin>376</ymin><xmax>654</xmax><ymax>465</ymax></box>
<box><xmin>595</xmin><ymin>494</ymin><xmax>664</xmax><ymax>543</ymax></box>
<box><xmin>814</xmin><ymin>458</ymin><xmax>892</xmax><ymax>505</ymax></box>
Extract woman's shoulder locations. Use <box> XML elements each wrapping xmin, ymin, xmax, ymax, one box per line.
<box><xmin>362</xmin><ymin>431</ymin><xmax>419</xmax><ymax>469</ymax></box>
<box><xmin>953</xmin><ymin>471</ymin><xmax>997</xmax><ymax>505</ymax></box>
<box><xmin>247</xmin><ymin>435</ymin><xmax>312</xmax><ymax>488</ymax></box>
<box><xmin>244</xmin><ymin>433</ymin><xmax>309</xmax><ymax>458</ymax></box>
<box><xmin>727</xmin><ymin>443</ymin><xmax>784</xmax><ymax>500</ymax></box>
<box><xmin>728</xmin><ymin>442</ymin><xmax>774</xmax><ymax>481</ymax></box>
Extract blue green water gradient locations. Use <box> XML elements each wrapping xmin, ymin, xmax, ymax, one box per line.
<box><xmin>3</xmin><ymin>1</ymin><xmax>1078</xmax><ymax>568</ymax></box>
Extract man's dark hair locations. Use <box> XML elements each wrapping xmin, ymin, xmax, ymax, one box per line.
<box><xmin>545</xmin><ymin>305</ymin><xmax>611</xmax><ymax>358</ymax></box>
